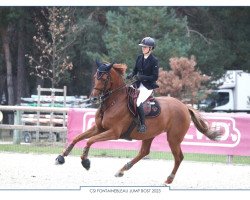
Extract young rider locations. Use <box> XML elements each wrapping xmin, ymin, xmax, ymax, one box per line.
<box><xmin>127</xmin><ymin>37</ymin><xmax>159</xmax><ymax>133</ymax></box>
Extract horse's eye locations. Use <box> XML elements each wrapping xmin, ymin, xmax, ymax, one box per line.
<box><xmin>97</xmin><ymin>72</ymin><xmax>103</xmax><ymax>79</ymax></box>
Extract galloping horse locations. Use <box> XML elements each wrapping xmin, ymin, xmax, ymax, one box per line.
<box><xmin>55</xmin><ymin>61</ymin><xmax>222</xmax><ymax>184</ymax></box>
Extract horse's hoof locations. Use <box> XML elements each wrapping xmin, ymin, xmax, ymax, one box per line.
<box><xmin>55</xmin><ymin>155</ymin><xmax>65</xmax><ymax>165</ymax></box>
<box><xmin>165</xmin><ymin>178</ymin><xmax>173</xmax><ymax>184</ymax></box>
<box><xmin>115</xmin><ymin>171</ymin><xmax>124</xmax><ymax>177</ymax></box>
<box><xmin>81</xmin><ymin>158</ymin><xmax>91</xmax><ymax>170</ymax></box>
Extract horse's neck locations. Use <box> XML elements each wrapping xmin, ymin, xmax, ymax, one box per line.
<box><xmin>108</xmin><ymin>70</ymin><xmax>128</xmax><ymax>100</ymax></box>
<box><xmin>107</xmin><ymin>78</ymin><xmax>127</xmax><ymax>102</ymax></box>
<box><xmin>110</xmin><ymin>81</ymin><xmax>127</xmax><ymax>98</ymax></box>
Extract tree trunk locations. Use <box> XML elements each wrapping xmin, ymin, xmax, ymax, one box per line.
<box><xmin>0</xmin><ymin>75</ymin><xmax>6</xmax><ymax>104</ymax></box>
<box><xmin>0</xmin><ymin>27</ymin><xmax>15</xmax><ymax>105</ymax></box>
<box><xmin>16</xmin><ymin>19</ymin><xmax>26</xmax><ymax>104</ymax></box>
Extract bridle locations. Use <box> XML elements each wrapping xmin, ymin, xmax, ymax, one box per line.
<box><xmin>90</xmin><ymin>70</ymin><xmax>136</xmax><ymax>105</ymax></box>
<box><xmin>93</xmin><ymin>70</ymin><xmax>111</xmax><ymax>94</ymax></box>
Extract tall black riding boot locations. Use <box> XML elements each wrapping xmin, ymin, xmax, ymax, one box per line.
<box><xmin>137</xmin><ymin>104</ymin><xmax>147</xmax><ymax>133</ymax></box>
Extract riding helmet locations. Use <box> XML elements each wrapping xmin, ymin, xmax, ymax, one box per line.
<box><xmin>139</xmin><ymin>37</ymin><xmax>155</xmax><ymax>49</ymax></box>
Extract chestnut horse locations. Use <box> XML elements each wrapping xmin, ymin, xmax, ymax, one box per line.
<box><xmin>55</xmin><ymin>61</ymin><xmax>222</xmax><ymax>184</ymax></box>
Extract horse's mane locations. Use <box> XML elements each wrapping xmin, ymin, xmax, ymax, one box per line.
<box><xmin>112</xmin><ymin>63</ymin><xmax>127</xmax><ymax>75</ymax></box>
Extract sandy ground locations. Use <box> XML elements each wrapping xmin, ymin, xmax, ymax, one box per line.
<box><xmin>0</xmin><ymin>152</ymin><xmax>250</xmax><ymax>190</ymax></box>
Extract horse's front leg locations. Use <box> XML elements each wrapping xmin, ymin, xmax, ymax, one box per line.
<box><xmin>55</xmin><ymin>125</ymin><xmax>100</xmax><ymax>165</ymax></box>
<box><xmin>115</xmin><ymin>138</ymin><xmax>154</xmax><ymax>177</ymax></box>
<box><xmin>80</xmin><ymin>129</ymin><xmax>120</xmax><ymax>170</ymax></box>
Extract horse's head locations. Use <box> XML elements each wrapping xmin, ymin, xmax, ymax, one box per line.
<box><xmin>90</xmin><ymin>60</ymin><xmax>113</xmax><ymax>98</ymax></box>
<box><xmin>90</xmin><ymin>60</ymin><xmax>127</xmax><ymax>98</ymax></box>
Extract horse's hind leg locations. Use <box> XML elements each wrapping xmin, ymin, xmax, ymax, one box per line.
<box><xmin>165</xmin><ymin>138</ymin><xmax>184</xmax><ymax>184</ymax></box>
<box><xmin>115</xmin><ymin>138</ymin><xmax>154</xmax><ymax>177</ymax></box>
<box><xmin>55</xmin><ymin>125</ymin><xmax>100</xmax><ymax>165</ymax></box>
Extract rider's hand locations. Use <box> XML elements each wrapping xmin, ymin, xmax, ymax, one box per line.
<box><xmin>135</xmin><ymin>75</ymin><xmax>150</xmax><ymax>81</ymax></box>
<box><xmin>135</xmin><ymin>75</ymin><xmax>143</xmax><ymax>81</ymax></box>
<box><xmin>126</xmin><ymin>73</ymin><xmax>133</xmax><ymax>80</ymax></box>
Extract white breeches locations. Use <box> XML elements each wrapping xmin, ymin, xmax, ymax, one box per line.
<box><xmin>136</xmin><ymin>83</ymin><xmax>153</xmax><ymax>107</ymax></box>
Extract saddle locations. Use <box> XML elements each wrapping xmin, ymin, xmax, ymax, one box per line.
<box><xmin>120</xmin><ymin>87</ymin><xmax>161</xmax><ymax>141</ymax></box>
<box><xmin>127</xmin><ymin>87</ymin><xmax>161</xmax><ymax>118</ymax></box>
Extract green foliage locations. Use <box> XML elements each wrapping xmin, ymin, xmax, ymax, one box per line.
<box><xmin>183</xmin><ymin>7</ymin><xmax>250</xmax><ymax>78</ymax></box>
<box><xmin>1</xmin><ymin>6</ymin><xmax>250</xmax><ymax>100</ymax></box>
<box><xmin>0</xmin><ymin>7</ymin><xmax>21</xmax><ymax>27</ymax></box>
<box><xmin>66</xmin><ymin>7</ymin><xmax>108</xmax><ymax>95</ymax></box>
<box><xmin>102</xmin><ymin>6</ymin><xmax>250</xmax><ymax>82</ymax></box>
<box><xmin>103</xmin><ymin>7</ymin><xmax>191</xmax><ymax>72</ymax></box>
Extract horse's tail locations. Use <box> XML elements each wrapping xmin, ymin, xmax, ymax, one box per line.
<box><xmin>188</xmin><ymin>106</ymin><xmax>222</xmax><ymax>141</ymax></box>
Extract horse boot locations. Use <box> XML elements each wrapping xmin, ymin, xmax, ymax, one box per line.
<box><xmin>137</xmin><ymin>104</ymin><xmax>147</xmax><ymax>133</ymax></box>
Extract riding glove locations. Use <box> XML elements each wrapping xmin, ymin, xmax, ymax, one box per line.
<box><xmin>135</xmin><ymin>74</ymin><xmax>152</xmax><ymax>81</ymax></box>
<box><xmin>126</xmin><ymin>73</ymin><xmax>134</xmax><ymax>79</ymax></box>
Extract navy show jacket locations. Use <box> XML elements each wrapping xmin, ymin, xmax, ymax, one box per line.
<box><xmin>131</xmin><ymin>53</ymin><xmax>159</xmax><ymax>90</ymax></box>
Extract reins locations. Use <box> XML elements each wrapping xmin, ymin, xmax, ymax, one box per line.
<box><xmin>87</xmin><ymin>76</ymin><xmax>137</xmax><ymax>107</ymax></box>
<box><xmin>101</xmin><ymin>76</ymin><xmax>137</xmax><ymax>101</ymax></box>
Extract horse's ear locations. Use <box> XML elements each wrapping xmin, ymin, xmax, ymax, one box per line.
<box><xmin>107</xmin><ymin>63</ymin><xmax>114</xmax><ymax>71</ymax></box>
<box><xmin>95</xmin><ymin>60</ymin><xmax>102</xmax><ymax>67</ymax></box>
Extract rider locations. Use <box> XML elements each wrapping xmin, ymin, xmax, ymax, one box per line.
<box><xmin>127</xmin><ymin>37</ymin><xmax>159</xmax><ymax>133</ymax></box>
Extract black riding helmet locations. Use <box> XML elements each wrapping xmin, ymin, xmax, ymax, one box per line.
<box><xmin>138</xmin><ymin>37</ymin><xmax>155</xmax><ymax>49</ymax></box>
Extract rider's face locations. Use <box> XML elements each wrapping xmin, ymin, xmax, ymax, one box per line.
<box><xmin>141</xmin><ymin>46</ymin><xmax>151</xmax><ymax>55</ymax></box>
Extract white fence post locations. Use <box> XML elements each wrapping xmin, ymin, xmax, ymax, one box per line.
<box><xmin>0</xmin><ymin>111</ymin><xmax>2</xmax><ymax>139</ymax></box>
<box><xmin>36</xmin><ymin>85</ymin><xmax>41</xmax><ymax>142</ymax></box>
<box><xmin>13</xmin><ymin>110</ymin><xmax>22</xmax><ymax>144</ymax></box>
<box><xmin>227</xmin><ymin>155</ymin><xmax>233</xmax><ymax>164</ymax></box>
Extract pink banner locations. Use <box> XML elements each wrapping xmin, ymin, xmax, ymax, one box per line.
<box><xmin>67</xmin><ymin>108</ymin><xmax>250</xmax><ymax>156</ymax></box>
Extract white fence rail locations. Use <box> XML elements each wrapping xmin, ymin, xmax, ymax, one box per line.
<box><xmin>0</xmin><ymin>105</ymin><xmax>69</xmax><ymax>144</ymax></box>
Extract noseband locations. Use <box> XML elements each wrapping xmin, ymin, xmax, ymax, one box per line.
<box><xmin>93</xmin><ymin>70</ymin><xmax>111</xmax><ymax>95</ymax></box>
<box><xmin>91</xmin><ymin>69</ymin><xmax>136</xmax><ymax>105</ymax></box>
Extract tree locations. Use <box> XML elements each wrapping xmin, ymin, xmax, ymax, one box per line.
<box><xmin>155</xmin><ymin>56</ymin><xmax>210</xmax><ymax>104</ymax></box>
<box><xmin>67</xmin><ymin>7</ymin><xmax>111</xmax><ymax>95</ymax></box>
<box><xmin>0</xmin><ymin>7</ymin><xmax>35</xmax><ymax>105</ymax></box>
<box><xmin>0</xmin><ymin>8</ymin><xmax>19</xmax><ymax>105</ymax></box>
<box><xmin>103</xmin><ymin>7</ymin><xmax>190</xmax><ymax>72</ymax></box>
<box><xmin>175</xmin><ymin>7</ymin><xmax>250</xmax><ymax>78</ymax></box>
<box><xmin>103</xmin><ymin>6</ymin><xmax>250</xmax><ymax>82</ymax></box>
<box><xmin>1</xmin><ymin>6</ymin><xmax>250</xmax><ymax>102</ymax></box>
<box><xmin>27</xmin><ymin>7</ymin><xmax>80</xmax><ymax>88</ymax></box>
<box><xmin>15</xmin><ymin>8</ymin><xmax>34</xmax><ymax>104</ymax></box>
<box><xmin>0</xmin><ymin>26</ymin><xmax>14</xmax><ymax>105</ymax></box>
